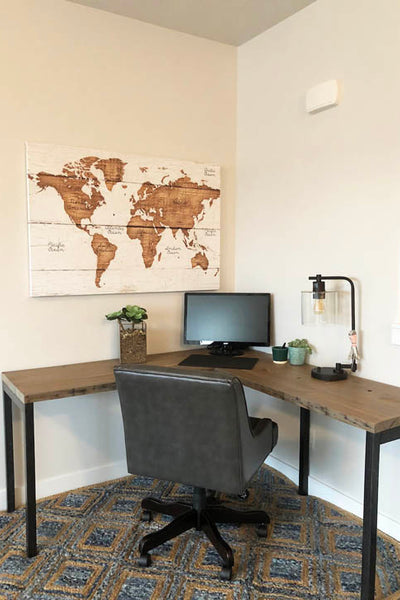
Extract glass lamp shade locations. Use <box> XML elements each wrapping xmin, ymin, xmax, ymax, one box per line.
<box><xmin>301</xmin><ymin>290</ymin><xmax>338</xmax><ymax>325</ymax></box>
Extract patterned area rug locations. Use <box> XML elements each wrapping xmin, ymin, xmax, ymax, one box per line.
<box><xmin>0</xmin><ymin>465</ymin><xmax>399</xmax><ymax>599</ymax></box>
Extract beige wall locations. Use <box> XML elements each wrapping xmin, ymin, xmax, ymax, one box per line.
<box><xmin>0</xmin><ymin>0</ymin><xmax>236</xmax><ymax>504</ymax></box>
<box><xmin>3</xmin><ymin>0</ymin><xmax>399</xmax><ymax>545</ymax></box>
<box><xmin>237</xmin><ymin>0</ymin><xmax>400</xmax><ymax>539</ymax></box>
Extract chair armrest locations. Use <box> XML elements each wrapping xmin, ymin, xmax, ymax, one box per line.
<box><xmin>248</xmin><ymin>416</ymin><xmax>270</xmax><ymax>437</ymax></box>
<box><xmin>241</xmin><ymin>417</ymin><xmax>278</xmax><ymax>485</ymax></box>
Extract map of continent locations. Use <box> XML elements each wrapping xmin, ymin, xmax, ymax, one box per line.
<box><xmin>27</xmin><ymin>143</ymin><xmax>221</xmax><ymax>296</ymax></box>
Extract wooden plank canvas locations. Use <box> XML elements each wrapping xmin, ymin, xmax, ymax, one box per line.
<box><xmin>26</xmin><ymin>143</ymin><xmax>220</xmax><ymax>296</ymax></box>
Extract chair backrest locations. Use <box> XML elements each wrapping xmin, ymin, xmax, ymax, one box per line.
<box><xmin>114</xmin><ymin>364</ymin><xmax>252</xmax><ymax>494</ymax></box>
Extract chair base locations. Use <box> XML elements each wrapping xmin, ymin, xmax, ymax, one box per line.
<box><xmin>138</xmin><ymin>487</ymin><xmax>269</xmax><ymax>581</ymax></box>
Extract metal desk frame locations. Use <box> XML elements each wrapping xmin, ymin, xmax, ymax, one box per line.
<box><xmin>3</xmin><ymin>352</ymin><xmax>400</xmax><ymax>600</ymax></box>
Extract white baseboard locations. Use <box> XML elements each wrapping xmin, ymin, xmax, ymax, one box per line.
<box><xmin>0</xmin><ymin>489</ymin><xmax>6</xmax><ymax>511</ymax></box>
<box><xmin>267</xmin><ymin>454</ymin><xmax>400</xmax><ymax>542</ymax></box>
<box><xmin>36</xmin><ymin>461</ymin><xmax>129</xmax><ymax>499</ymax></box>
<box><xmin>0</xmin><ymin>460</ymin><xmax>128</xmax><ymax>511</ymax></box>
<box><xmin>2</xmin><ymin>456</ymin><xmax>400</xmax><ymax>542</ymax></box>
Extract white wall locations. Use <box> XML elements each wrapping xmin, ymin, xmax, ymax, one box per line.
<box><xmin>3</xmin><ymin>0</ymin><xmax>400</xmax><ymax>545</ymax></box>
<box><xmin>0</xmin><ymin>0</ymin><xmax>236</xmax><ymax>506</ymax></box>
<box><xmin>237</xmin><ymin>0</ymin><xmax>400</xmax><ymax>539</ymax></box>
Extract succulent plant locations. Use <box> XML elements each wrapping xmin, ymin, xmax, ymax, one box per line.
<box><xmin>287</xmin><ymin>338</ymin><xmax>313</xmax><ymax>354</ymax></box>
<box><xmin>106</xmin><ymin>305</ymin><xmax>148</xmax><ymax>324</ymax></box>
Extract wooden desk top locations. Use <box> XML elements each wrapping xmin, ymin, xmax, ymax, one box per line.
<box><xmin>3</xmin><ymin>349</ymin><xmax>400</xmax><ymax>434</ymax></box>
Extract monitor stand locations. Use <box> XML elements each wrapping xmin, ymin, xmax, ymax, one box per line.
<box><xmin>207</xmin><ymin>342</ymin><xmax>245</xmax><ymax>357</ymax></box>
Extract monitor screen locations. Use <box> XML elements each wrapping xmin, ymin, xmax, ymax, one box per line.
<box><xmin>184</xmin><ymin>292</ymin><xmax>271</xmax><ymax>347</ymax></box>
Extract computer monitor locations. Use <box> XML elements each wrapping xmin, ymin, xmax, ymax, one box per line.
<box><xmin>184</xmin><ymin>292</ymin><xmax>271</xmax><ymax>356</ymax></box>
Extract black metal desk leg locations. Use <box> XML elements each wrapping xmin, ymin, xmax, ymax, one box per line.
<box><xmin>3</xmin><ymin>390</ymin><xmax>15</xmax><ymax>512</ymax></box>
<box><xmin>361</xmin><ymin>431</ymin><xmax>380</xmax><ymax>600</ymax></box>
<box><xmin>24</xmin><ymin>404</ymin><xmax>37</xmax><ymax>557</ymax></box>
<box><xmin>299</xmin><ymin>407</ymin><xmax>310</xmax><ymax>496</ymax></box>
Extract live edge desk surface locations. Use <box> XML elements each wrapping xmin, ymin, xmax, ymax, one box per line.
<box><xmin>3</xmin><ymin>349</ymin><xmax>400</xmax><ymax>600</ymax></box>
<box><xmin>4</xmin><ymin>349</ymin><xmax>400</xmax><ymax>433</ymax></box>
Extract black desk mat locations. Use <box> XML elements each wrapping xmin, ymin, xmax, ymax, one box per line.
<box><xmin>178</xmin><ymin>354</ymin><xmax>258</xmax><ymax>370</ymax></box>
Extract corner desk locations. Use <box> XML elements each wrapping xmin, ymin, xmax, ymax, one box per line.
<box><xmin>3</xmin><ymin>349</ymin><xmax>400</xmax><ymax>600</ymax></box>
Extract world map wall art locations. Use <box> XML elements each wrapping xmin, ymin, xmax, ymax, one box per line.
<box><xmin>26</xmin><ymin>143</ymin><xmax>221</xmax><ymax>296</ymax></box>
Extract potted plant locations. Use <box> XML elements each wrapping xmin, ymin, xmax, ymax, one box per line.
<box><xmin>106</xmin><ymin>305</ymin><xmax>148</xmax><ymax>364</ymax></box>
<box><xmin>287</xmin><ymin>338</ymin><xmax>313</xmax><ymax>366</ymax></box>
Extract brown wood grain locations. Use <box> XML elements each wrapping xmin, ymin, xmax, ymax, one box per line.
<box><xmin>2</xmin><ymin>359</ymin><xmax>119</xmax><ymax>404</ymax></box>
<box><xmin>3</xmin><ymin>350</ymin><xmax>400</xmax><ymax>433</ymax></box>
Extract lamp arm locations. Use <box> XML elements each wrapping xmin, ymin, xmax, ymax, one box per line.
<box><xmin>308</xmin><ymin>275</ymin><xmax>356</xmax><ymax>330</ymax></box>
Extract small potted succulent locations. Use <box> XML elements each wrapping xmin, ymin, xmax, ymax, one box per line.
<box><xmin>287</xmin><ymin>338</ymin><xmax>313</xmax><ymax>366</ymax></box>
<box><xmin>106</xmin><ymin>305</ymin><xmax>148</xmax><ymax>364</ymax></box>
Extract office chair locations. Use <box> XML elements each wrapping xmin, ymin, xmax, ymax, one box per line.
<box><xmin>114</xmin><ymin>364</ymin><xmax>278</xmax><ymax>580</ymax></box>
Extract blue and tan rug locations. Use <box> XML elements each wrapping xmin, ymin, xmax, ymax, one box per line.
<box><xmin>0</xmin><ymin>465</ymin><xmax>399</xmax><ymax>599</ymax></box>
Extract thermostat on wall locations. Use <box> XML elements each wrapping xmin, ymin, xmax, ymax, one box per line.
<box><xmin>306</xmin><ymin>80</ymin><xmax>340</xmax><ymax>113</ymax></box>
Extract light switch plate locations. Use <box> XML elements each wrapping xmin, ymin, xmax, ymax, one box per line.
<box><xmin>391</xmin><ymin>324</ymin><xmax>400</xmax><ymax>345</ymax></box>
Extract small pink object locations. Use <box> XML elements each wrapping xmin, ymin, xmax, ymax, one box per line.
<box><xmin>348</xmin><ymin>330</ymin><xmax>360</xmax><ymax>361</ymax></box>
<box><xmin>349</xmin><ymin>332</ymin><xmax>357</xmax><ymax>346</ymax></box>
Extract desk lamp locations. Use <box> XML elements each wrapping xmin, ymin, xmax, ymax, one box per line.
<box><xmin>301</xmin><ymin>274</ymin><xmax>360</xmax><ymax>381</ymax></box>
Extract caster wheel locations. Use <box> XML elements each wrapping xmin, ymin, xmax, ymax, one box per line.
<box><xmin>141</xmin><ymin>510</ymin><xmax>152</xmax><ymax>522</ymax></box>
<box><xmin>256</xmin><ymin>523</ymin><xmax>268</xmax><ymax>538</ymax></box>
<box><xmin>237</xmin><ymin>489</ymin><xmax>249</xmax><ymax>501</ymax></box>
<box><xmin>220</xmin><ymin>565</ymin><xmax>232</xmax><ymax>581</ymax></box>
<box><xmin>138</xmin><ymin>553</ymin><xmax>151</xmax><ymax>567</ymax></box>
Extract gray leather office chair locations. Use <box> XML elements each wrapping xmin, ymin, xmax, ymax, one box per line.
<box><xmin>115</xmin><ymin>364</ymin><xmax>278</xmax><ymax>580</ymax></box>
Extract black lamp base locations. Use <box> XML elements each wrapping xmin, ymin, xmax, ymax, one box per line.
<box><xmin>311</xmin><ymin>366</ymin><xmax>347</xmax><ymax>381</ymax></box>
